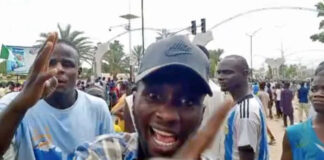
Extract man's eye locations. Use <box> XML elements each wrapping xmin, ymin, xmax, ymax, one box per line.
<box><xmin>62</xmin><ymin>61</ymin><xmax>75</xmax><ymax>68</ymax></box>
<box><xmin>223</xmin><ymin>70</ymin><xmax>233</xmax><ymax>74</ymax></box>
<box><xmin>147</xmin><ymin>92</ymin><xmax>161</xmax><ymax>101</ymax></box>
<box><xmin>180</xmin><ymin>98</ymin><xmax>195</xmax><ymax>107</ymax></box>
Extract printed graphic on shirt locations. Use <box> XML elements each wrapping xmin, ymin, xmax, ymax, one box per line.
<box><xmin>32</xmin><ymin>126</ymin><xmax>74</xmax><ymax>160</ymax></box>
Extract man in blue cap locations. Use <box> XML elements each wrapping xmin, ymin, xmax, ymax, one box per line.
<box><xmin>74</xmin><ymin>35</ymin><xmax>233</xmax><ymax>160</ymax></box>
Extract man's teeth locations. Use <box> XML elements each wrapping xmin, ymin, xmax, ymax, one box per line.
<box><xmin>153</xmin><ymin>137</ymin><xmax>176</xmax><ymax>146</ymax></box>
<box><xmin>152</xmin><ymin>127</ymin><xmax>178</xmax><ymax>146</ymax></box>
<box><xmin>152</xmin><ymin>128</ymin><xmax>174</xmax><ymax>136</ymax></box>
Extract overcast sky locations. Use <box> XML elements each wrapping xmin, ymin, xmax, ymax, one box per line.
<box><xmin>0</xmin><ymin>0</ymin><xmax>324</xmax><ymax>69</ymax></box>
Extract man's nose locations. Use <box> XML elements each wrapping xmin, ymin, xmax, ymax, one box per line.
<box><xmin>217</xmin><ymin>73</ymin><xmax>224</xmax><ymax>81</ymax></box>
<box><xmin>54</xmin><ymin>63</ymin><xmax>64</xmax><ymax>73</ymax></box>
<box><xmin>155</xmin><ymin>104</ymin><xmax>180</xmax><ymax>124</ymax></box>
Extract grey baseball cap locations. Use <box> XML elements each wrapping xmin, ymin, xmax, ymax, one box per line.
<box><xmin>135</xmin><ymin>35</ymin><xmax>212</xmax><ymax>96</ymax></box>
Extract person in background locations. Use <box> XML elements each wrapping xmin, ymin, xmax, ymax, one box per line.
<box><xmin>109</xmin><ymin>81</ymin><xmax>119</xmax><ymax>109</ymax></box>
<box><xmin>258</xmin><ymin>82</ymin><xmax>276</xmax><ymax>145</ymax></box>
<box><xmin>291</xmin><ymin>81</ymin><xmax>298</xmax><ymax>98</ymax></box>
<box><xmin>110</xmin><ymin>94</ymin><xmax>127</xmax><ymax>132</ymax></box>
<box><xmin>7</xmin><ymin>81</ymin><xmax>15</xmax><ymax>93</ymax></box>
<box><xmin>274</xmin><ymin>83</ymin><xmax>283</xmax><ymax>118</ymax></box>
<box><xmin>217</xmin><ymin>55</ymin><xmax>269</xmax><ymax>160</ymax></box>
<box><xmin>76</xmin><ymin>80</ymin><xmax>82</xmax><ymax>90</ymax></box>
<box><xmin>253</xmin><ymin>82</ymin><xmax>259</xmax><ymax>95</ymax></box>
<box><xmin>85</xmin><ymin>85</ymin><xmax>105</xmax><ymax>99</ymax></box>
<box><xmin>0</xmin><ymin>83</ymin><xmax>6</xmax><ymax>98</ymax></box>
<box><xmin>266</xmin><ymin>83</ymin><xmax>274</xmax><ymax>119</ymax></box>
<box><xmin>0</xmin><ymin>33</ymin><xmax>114</xmax><ymax>160</ymax></box>
<box><xmin>14</xmin><ymin>83</ymin><xmax>22</xmax><ymax>92</ymax></box>
<box><xmin>281</xmin><ymin>61</ymin><xmax>324</xmax><ymax>159</ymax></box>
<box><xmin>297</xmin><ymin>81</ymin><xmax>310</xmax><ymax>122</ymax></box>
<box><xmin>281</xmin><ymin>82</ymin><xmax>294</xmax><ymax>127</ymax></box>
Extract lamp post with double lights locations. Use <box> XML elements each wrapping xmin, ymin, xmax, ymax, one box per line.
<box><xmin>120</xmin><ymin>13</ymin><xmax>139</xmax><ymax>82</ymax></box>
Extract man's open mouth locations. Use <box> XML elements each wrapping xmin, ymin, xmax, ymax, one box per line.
<box><xmin>150</xmin><ymin>127</ymin><xmax>179</xmax><ymax>148</ymax></box>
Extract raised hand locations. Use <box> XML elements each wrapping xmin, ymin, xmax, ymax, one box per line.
<box><xmin>174</xmin><ymin>97</ymin><xmax>233</xmax><ymax>159</ymax></box>
<box><xmin>13</xmin><ymin>32</ymin><xmax>58</xmax><ymax>112</ymax></box>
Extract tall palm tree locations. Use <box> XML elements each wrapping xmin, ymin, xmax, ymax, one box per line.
<box><xmin>132</xmin><ymin>45</ymin><xmax>144</xmax><ymax>67</ymax></box>
<box><xmin>35</xmin><ymin>24</ymin><xmax>94</xmax><ymax>65</ymax></box>
<box><xmin>102</xmin><ymin>40</ymin><xmax>130</xmax><ymax>79</ymax></box>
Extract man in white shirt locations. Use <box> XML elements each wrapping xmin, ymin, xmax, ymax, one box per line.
<box><xmin>217</xmin><ymin>55</ymin><xmax>269</xmax><ymax>160</ymax></box>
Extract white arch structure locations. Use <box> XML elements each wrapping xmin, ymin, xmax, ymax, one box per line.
<box><xmin>94</xmin><ymin>27</ymin><xmax>163</xmax><ymax>76</ymax></box>
<box><xmin>209</xmin><ymin>6</ymin><xmax>322</xmax><ymax>30</ymax></box>
<box><xmin>95</xmin><ymin>6</ymin><xmax>324</xmax><ymax>76</ymax></box>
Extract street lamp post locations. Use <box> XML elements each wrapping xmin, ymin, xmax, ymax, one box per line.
<box><xmin>141</xmin><ymin>0</ymin><xmax>145</xmax><ymax>55</ymax></box>
<box><xmin>120</xmin><ymin>14</ymin><xmax>139</xmax><ymax>82</ymax></box>
<box><xmin>246</xmin><ymin>28</ymin><xmax>262</xmax><ymax>80</ymax></box>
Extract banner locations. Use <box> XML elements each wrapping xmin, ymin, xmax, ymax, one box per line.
<box><xmin>0</xmin><ymin>45</ymin><xmax>39</xmax><ymax>74</ymax></box>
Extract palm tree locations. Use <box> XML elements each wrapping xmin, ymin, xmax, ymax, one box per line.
<box><xmin>35</xmin><ymin>24</ymin><xmax>94</xmax><ymax>65</ymax></box>
<box><xmin>132</xmin><ymin>45</ymin><xmax>144</xmax><ymax>67</ymax></box>
<box><xmin>102</xmin><ymin>40</ymin><xmax>130</xmax><ymax>79</ymax></box>
<box><xmin>208</xmin><ymin>49</ymin><xmax>224</xmax><ymax>78</ymax></box>
<box><xmin>155</xmin><ymin>29</ymin><xmax>172</xmax><ymax>41</ymax></box>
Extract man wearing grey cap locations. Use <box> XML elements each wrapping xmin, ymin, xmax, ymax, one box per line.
<box><xmin>74</xmin><ymin>35</ymin><xmax>224</xmax><ymax>160</ymax></box>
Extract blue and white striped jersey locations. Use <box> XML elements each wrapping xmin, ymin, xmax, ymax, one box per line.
<box><xmin>224</xmin><ymin>94</ymin><xmax>269</xmax><ymax>160</ymax></box>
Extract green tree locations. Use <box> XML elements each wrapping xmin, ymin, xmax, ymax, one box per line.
<box><xmin>310</xmin><ymin>1</ymin><xmax>324</xmax><ymax>43</ymax></box>
<box><xmin>102</xmin><ymin>40</ymin><xmax>130</xmax><ymax>79</ymax></box>
<box><xmin>36</xmin><ymin>24</ymin><xmax>94</xmax><ymax>65</ymax></box>
<box><xmin>208</xmin><ymin>49</ymin><xmax>224</xmax><ymax>78</ymax></box>
<box><xmin>265</xmin><ymin>65</ymin><xmax>273</xmax><ymax>79</ymax></box>
<box><xmin>156</xmin><ymin>29</ymin><xmax>172</xmax><ymax>40</ymax></box>
<box><xmin>279</xmin><ymin>64</ymin><xmax>298</xmax><ymax>80</ymax></box>
<box><xmin>132</xmin><ymin>45</ymin><xmax>144</xmax><ymax>67</ymax></box>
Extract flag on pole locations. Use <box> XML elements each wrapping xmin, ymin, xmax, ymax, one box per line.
<box><xmin>0</xmin><ymin>45</ymin><xmax>10</xmax><ymax>59</ymax></box>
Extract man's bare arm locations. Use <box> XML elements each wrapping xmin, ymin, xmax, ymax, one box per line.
<box><xmin>0</xmin><ymin>33</ymin><xmax>58</xmax><ymax>155</ymax></box>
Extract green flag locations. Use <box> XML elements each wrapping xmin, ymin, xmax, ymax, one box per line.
<box><xmin>0</xmin><ymin>45</ymin><xmax>9</xmax><ymax>59</ymax></box>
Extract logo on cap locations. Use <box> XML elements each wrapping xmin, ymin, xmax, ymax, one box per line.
<box><xmin>165</xmin><ymin>41</ymin><xmax>191</xmax><ymax>57</ymax></box>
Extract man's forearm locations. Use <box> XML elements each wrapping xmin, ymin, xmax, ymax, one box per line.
<box><xmin>0</xmin><ymin>100</ymin><xmax>27</xmax><ymax>156</ymax></box>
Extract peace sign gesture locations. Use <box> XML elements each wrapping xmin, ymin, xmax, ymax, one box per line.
<box><xmin>0</xmin><ymin>32</ymin><xmax>59</xmax><ymax>155</ymax></box>
<box><xmin>14</xmin><ymin>32</ymin><xmax>59</xmax><ymax>112</ymax></box>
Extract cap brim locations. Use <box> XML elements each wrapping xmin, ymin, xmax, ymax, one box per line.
<box><xmin>135</xmin><ymin>63</ymin><xmax>212</xmax><ymax>96</ymax></box>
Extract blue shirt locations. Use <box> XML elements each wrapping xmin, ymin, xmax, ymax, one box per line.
<box><xmin>286</xmin><ymin>119</ymin><xmax>324</xmax><ymax>160</ymax></box>
<box><xmin>298</xmin><ymin>86</ymin><xmax>309</xmax><ymax>103</ymax></box>
<box><xmin>253</xmin><ymin>85</ymin><xmax>259</xmax><ymax>95</ymax></box>
<box><xmin>0</xmin><ymin>90</ymin><xmax>114</xmax><ymax>160</ymax></box>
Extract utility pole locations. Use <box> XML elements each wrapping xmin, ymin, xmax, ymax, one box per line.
<box><xmin>246</xmin><ymin>28</ymin><xmax>262</xmax><ymax>80</ymax></box>
<box><xmin>141</xmin><ymin>0</ymin><xmax>145</xmax><ymax>57</ymax></box>
<box><xmin>120</xmin><ymin>14</ymin><xmax>139</xmax><ymax>81</ymax></box>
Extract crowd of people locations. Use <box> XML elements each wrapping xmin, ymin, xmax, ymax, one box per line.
<box><xmin>252</xmin><ymin>80</ymin><xmax>313</xmax><ymax>127</ymax></box>
<box><xmin>76</xmin><ymin>77</ymin><xmax>134</xmax><ymax>109</ymax></box>
<box><xmin>0</xmin><ymin>33</ymin><xmax>323</xmax><ymax>160</ymax></box>
<box><xmin>0</xmin><ymin>81</ymin><xmax>23</xmax><ymax>97</ymax></box>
